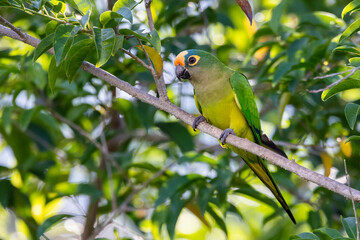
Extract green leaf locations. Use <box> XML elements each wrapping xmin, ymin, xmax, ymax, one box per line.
<box><xmin>166</xmin><ymin>193</ymin><xmax>188</xmax><ymax>240</ymax></box>
<box><xmin>340</xmin><ymin>18</ymin><xmax>360</xmax><ymax>42</ymax></box>
<box><xmin>346</xmin><ymin>135</ymin><xmax>360</xmax><ymax>143</ymax></box>
<box><xmin>99</xmin><ymin>11</ymin><xmax>123</xmax><ymax>26</ymax></box>
<box><xmin>79</xmin><ymin>10</ymin><xmax>91</xmax><ymax>28</ymax></box>
<box><xmin>64</xmin><ymin>0</ymin><xmax>91</xmax><ymax>15</ymax></box>
<box><xmin>345</xmin><ymin>103</ymin><xmax>360</xmax><ymax>130</ymax></box>
<box><xmin>156</xmin><ymin>122</ymin><xmax>194</xmax><ymax>152</ymax></box>
<box><xmin>45</xmin><ymin>21</ymin><xmax>59</xmax><ymax>35</ymax></box>
<box><xmin>64</xmin><ymin>39</ymin><xmax>93</xmax><ymax>81</ymax></box>
<box><xmin>2</xmin><ymin>107</ymin><xmax>12</xmax><ymax>134</ymax></box>
<box><xmin>273</xmin><ymin>62</ymin><xmax>294</xmax><ymax>84</ymax></box>
<box><xmin>93</xmin><ymin>27</ymin><xmax>115</xmax><ymax>67</ymax></box>
<box><xmin>112</xmin><ymin>35</ymin><xmax>124</xmax><ymax>56</ymax></box>
<box><xmin>113</xmin><ymin>0</ymin><xmax>140</xmax><ymax>10</ymax></box>
<box><xmin>19</xmin><ymin>108</ymin><xmax>38</xmax><ymax>131</ymax></box>
<box><xmin>321</xmin><ymin>79</ymin><xmax>360</xmax><ymax>101</ymax></box>
<box><xmin>333</xmin><ymin>46</ymin><xmax>360</xmax><ymax>56</ymax></box>
<box><xmin>116</xmin><ymin>7</ymin><xmax>132</xmax><ymax>23</ymax></box>
<box><xmin>314</xmin><ymin>227</ymin><xmax>343</xmax><ymax>238</ymax></box>
<box><xmin>155</xmin><ymin>175</ymin><xmax>202</xmax><ymax>207</ymax></box>
<box><xmin>149</xmin><ymin>29</ymin><xmax>161</xmax><ymax>53</ymax></box>
<box><xmin>37</xmin><ymin>214</ymin><xmax>71</xmax><ymax>238</ymax></box>
<box><xmin>269</xmin><ymin>0</ymin><xmax>285</xmax><ymax>34</ymax></box>
<box><xmin>48</xmin><ymin>56</ymin><xmax>59</xmax><ymax>93</ymax></box>
<box><xmin>342</xmin><ymin>216</ymin><xmax>359</xmax><ymax>239</ymax></box>
<box><xmin>33</xmin><ymin>33</ymin><xmax>54</xmax><ymax>62</ymax></box>
<box><xmin>118</xmin><ymin>28</ymin><xmax>151</xmax><ymax>44</ymax></box>
<box><xmin>207</xmin><ymin>204</ymin><xmax>228</xmax><ymax>236</ymax></box>
<box><xmin>54</xmin><ymin>25</ymin><xmax>75</xmax><ymax>66</ymax></box>
<box><xmin>342</xmin><ymin>0</ymin><xmax>360</xmax><ymax>18</ymax></box>
<box><xmin>137</xmin><ymin>45</ymin><xmax>163</xmax><ymax>76</ymax></box>
<box><xmin>350</xmin><ymin>57</ymin><xmax>360</xmax><ymax>67</ymax></box>
<box><xmin>290</xmin><ymin>232</ymin><xmax>320</xmax><ymax>240</ymax></box>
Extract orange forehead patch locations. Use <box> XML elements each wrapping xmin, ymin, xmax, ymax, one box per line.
<box><xmin>174</xmin><ymin>51</ymin><xmax>188</xmax><ymax>66</ymax></box>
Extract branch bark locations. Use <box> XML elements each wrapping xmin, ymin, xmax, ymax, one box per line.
<box><xmin>1</xmin><ymin>23</ymin><xmax>360</xmax><ymax>204</ymax></box>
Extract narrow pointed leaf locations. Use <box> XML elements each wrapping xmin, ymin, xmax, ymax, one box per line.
<box><xmin>345</xmin><ymin>103</ymin><xmax>360</xmax><ymax>130</ymax></box>
<box><xmin>149</xmin><ymin>29</ymin><xmax>161</xmax><ymax>53</ymax></box>
<box><xmin>19</xmin><ymin>108</ymin><xmax>38</xmax><ymax>131</ymax></box>
<box><xmin>54</xmin><ymin>25</ymin><xmax>75</xmax><ymax>66</ymax></box>
<box><xmin>270</xmin><ymin>0</ymin><xmax>285</xmax><ymax>34</ymax></box>
<box><xmin>321</xmin><ymin>79</ymin><xmax>360</xmax><ymax>101</ymax></box>
<box><xmin>341</xmin><ymin>216</ymin><xmax>358</xmax><ymax>239</ymax></box>
<box><xmin>346</xmin><ymin>135</ymin><xmax>360</xmax><ymax>143</ymax></box>
<box><xmin>342</xmin><ymin>0</ymin><xmax>360</xmax><ymax>18</ymax></box>
<box><xmin>234</xmin><ymin>0</ymin><xmax>253</xmax><ymax>24</ymax></box>
<box><xmin>48</xmin><ymin>56</ymin><xmax>59</xmax><ymax>93</ymax></box>
<box><xmin>64</xmin><ymin>39</ymin><xmax>93</xmax><ymax>81</ymax></box>
<box><xmin>93</xmin><ymin>27</ymin><xmax>115</xmax><ymax>67</ymax></box>
<box><xmin>33</xmin><ymin>33</ymin><xmax>54</xmax><ymax>62</ymax></box>
<box><xmin>340</xmin><ymin>18</ymin><xmax>360</xmax><ymax>42</ymax></box>
<box><xmin>112</xmin><ymin>35</ymin><xmax>124</xmax><ymax>56</ymax></box>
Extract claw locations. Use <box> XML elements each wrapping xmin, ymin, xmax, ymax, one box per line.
<box><xmin>219</xmin><ymin>128</ymin><xmax>236</xmax><ymax>145</ymax></box>
<box><xmin>192</xmin><ymin>115</ymin><xmax>207</xmax><ymax>131</ymax></box>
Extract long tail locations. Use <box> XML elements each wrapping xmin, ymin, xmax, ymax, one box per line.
<box><xmin>242</xmin><ymin>156</ymin><xmax>296</xmax><ymax>224</ymax></box>
<box><xmin>229</xmin><ymin>143</ymin><xmax>296</xmax><ymax>224</ymax></box>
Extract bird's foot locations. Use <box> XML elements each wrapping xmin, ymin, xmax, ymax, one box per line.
<box><xmin>192</xmin><ymin>115</ymin><xmax>207</xmax><ymax>131</ymax></box>
<box><xmin>219</xmin><ymin>128</ymin><xmax>236</xmax><ymax>145</ymax></box>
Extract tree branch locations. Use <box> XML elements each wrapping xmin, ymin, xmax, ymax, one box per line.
<box><xmin>1</xmin><ymin>24</ymin><xmax>360</xmax><ymax>204</ymax></box>
<box><xmin>307</xmin><ymin>66</ymin><xmax>360</xmax><ymax>93</ymax></box>
<box><xmin>145</xmin><ymin>0</ymin><xmax>154</xmax><ymax>31</ymax></box>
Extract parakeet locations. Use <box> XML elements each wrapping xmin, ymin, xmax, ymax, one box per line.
<box><xmin>174</xmin><ymin>49</ymin><xmax>296</xmax><ymax>224</ymax></box>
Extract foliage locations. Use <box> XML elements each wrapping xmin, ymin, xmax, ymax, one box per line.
<box><xmin>0</xmin><ymin>0</ymin><xmax>359</xmax><ymax>239</ymax></box>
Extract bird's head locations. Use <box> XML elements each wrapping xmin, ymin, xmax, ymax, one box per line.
<box><xmin>174</xmin><ymin>49</ymin><xmax>219</xmax><ymax>81</ymax></box>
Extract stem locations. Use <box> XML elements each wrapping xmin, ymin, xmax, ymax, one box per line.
<box><xmin>308</xmin><ymin>66</ymin><xmax>360</xmax><ymax>93</ymax></box>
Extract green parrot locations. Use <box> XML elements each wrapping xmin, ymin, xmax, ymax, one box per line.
<box><xmin>174</xmin><ymin>49</ymin><xmax>296</xmax><ymax>224</ymax></box>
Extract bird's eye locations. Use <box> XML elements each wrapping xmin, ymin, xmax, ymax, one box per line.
<box><xmin>188</xmin><ymin>57</ymin><xmax>196</xmax><ymax>64</ymax></box>
<box><xmin>187</xmin><ymin>55</ymin><xmax>200</xmax><ymax>66</ymax></box>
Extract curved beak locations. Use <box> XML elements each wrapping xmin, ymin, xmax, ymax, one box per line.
<box><xmin>175</xmin><ymin>65</ymin><xmax>190</xmax><ymax>80</ymax></box>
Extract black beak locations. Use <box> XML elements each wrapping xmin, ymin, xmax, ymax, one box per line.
<box><xmin>175</xmin><ymin>65</ymin><xmax>190</xmax><ymax>80</ymax></box>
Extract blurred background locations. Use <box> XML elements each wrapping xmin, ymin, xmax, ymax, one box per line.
<box><xmin>0</xmin><ymin>0</ymin><xmax>359</xmax><ymax>239</ymax></box>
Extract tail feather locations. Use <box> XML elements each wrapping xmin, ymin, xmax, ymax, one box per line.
<box><xmin>240</xmin><ymin>154</ymin><xmax>296</xmax><ymax>224</ymax></box>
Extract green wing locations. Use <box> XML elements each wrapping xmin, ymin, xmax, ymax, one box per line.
<box><xmin>229</xmin><ymin>72</ymin><xmax>261</xmax><ymax>143</ymax></box>
<box><xmin>229</xmin><ymin>72</ymin><xmax>296</xmax><ymax>224</ymax></box>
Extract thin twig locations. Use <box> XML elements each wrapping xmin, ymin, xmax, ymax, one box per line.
<box><xmin>138</xmin><ymin>38</ymin><xmax>158</xmax><ymax>80</ymax></box>
<box><xmin>308</xmin><ymin>66</ymin><xmax>360</xmax><ymax>93</ymax></box>
<box><xmin>344</xmin><ymin>159</ymin><xmax>359</xmax><ymax>240</ymax></box>
<box><xmin>121</xmin><ymin>48</ymin><xmax>153</xmax><ymax>72</ymax></box>
<box><xmin>2</xmin><ymin>24</ymin><xmax>360</xmax><ymax>203</ymax></box>
<box><xmin>0</xmin><ymin>15</ymin><xmax>25</xmax><ymax>39</ymax></box>
<box><xmin>89</xmin><ymin>161</ymin><xmax>176</xmax><ymax>239</ymax></box>
<box><xmin>145</xmin><ymin>0</ymin><xmax>154</xmax><ymax>31</ymax></box>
